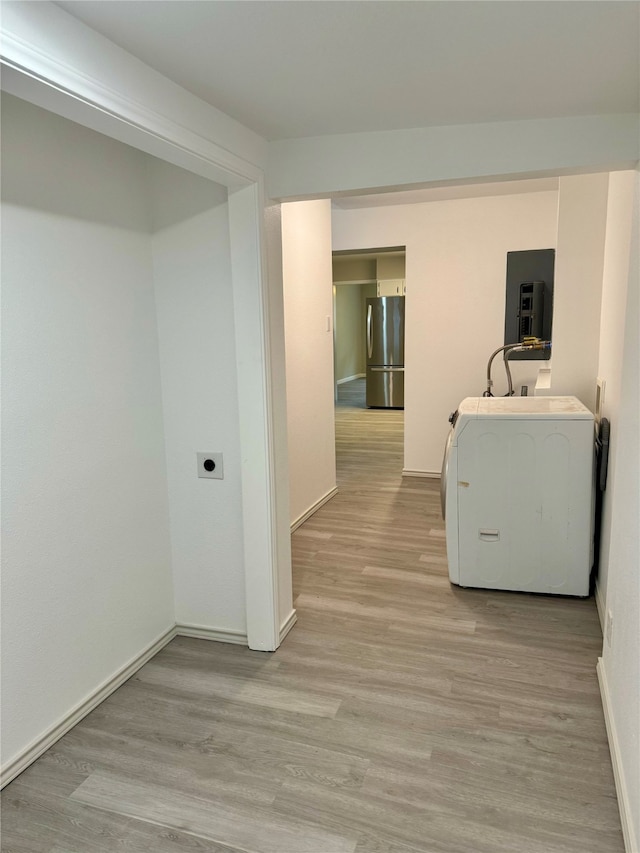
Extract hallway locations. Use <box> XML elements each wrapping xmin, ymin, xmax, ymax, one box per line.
<box><xmin>0</xmin><ymin>379</ymin><xmax>623</xmax><ymax>852</ymax></box>
<box><xmin>288</xmin><ymin>377</ymin><xmax>623</xmax><ymax>852</ymax></box>
<box><xmin>293</xmin><ymin>377</ymin><xmax>437</xmax><ymax>610</ymax></box>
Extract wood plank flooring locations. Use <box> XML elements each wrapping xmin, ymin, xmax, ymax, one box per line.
<box><xmin>1</xmin><ymin>378</ymin><xmax>623</xmax><ymax>852</ymax></box>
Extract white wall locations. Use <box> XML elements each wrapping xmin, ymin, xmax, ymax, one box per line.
<box><xmin>2</xmin><ymin>0</ymin><xmax>289</xmax><ymax>655</ymax></box>
<box><xmin>551</xmin><ymin>174</ymin><xmax>609</xmax><ymax>411</ymax></box>
<box><xmin>1</xmin><ymin>95</ymin><xmax>174</xmax><ymax>767</ymax></box>
<box><xmin>335</xmin><ymin>284</ymin><xmax>366</xmax><ymax>381</ymax></box>
<box><xmin>332</xmin><ymin>190</ymin><xmax>559</xmax><ymax>474</ymax></box>
<box><xmin>282</xmin><ymin>200</ymin><xmax>336</xmax><ymax>526</ymax></box>
<box><xmin>0</xmin><ymin>95</ymin><xmax>271</xmax><ymax>773</ymax></box>
<box><xmin>149</xmin><ymin>160</ymin><xmax>247</xmax><ymax>634</ymax></box>
<box><xmin>595</xmin><ymin>171</ymin><xmax>636</xmax><ymax>609</ymax></box>
<box><xmin>598</xmin><ymin>171</ymin><xmax>640</xmax><ymax>851</ymax></box>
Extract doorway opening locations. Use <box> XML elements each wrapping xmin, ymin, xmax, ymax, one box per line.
<box><xmin>331</xmin><ymin>247</ymin><xmax>407</xmax><ymax>493</ymax></box>
<box><xmin>332</xmin><ymin>247</ymin><xmax>406</xmax><ymax>411</ymax></box>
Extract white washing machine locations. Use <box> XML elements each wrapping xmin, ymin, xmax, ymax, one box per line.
<box><xmin>441</xmin><ymin>396</ymin><xmax>595</xmax><ymax>596</ymax></box>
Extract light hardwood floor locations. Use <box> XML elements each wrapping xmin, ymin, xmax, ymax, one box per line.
<box><xmin>1</xmin><ymin>379</ymin><xmax>623</xmax><ymax>852</ymax></box>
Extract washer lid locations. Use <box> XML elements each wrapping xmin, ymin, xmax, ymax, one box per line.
<box><xmin>460</xmin><ymin>395</ymin><xmax>593</xmax><ymax>419</ymax></box>
<box><xmin>456</xmin><ymin>398</ymin><xmax>481</xmax><ymax>416</ymax></box>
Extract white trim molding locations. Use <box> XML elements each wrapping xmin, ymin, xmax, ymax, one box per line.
<box><xmin>0</xmin><ymin>626</ymin><xmax>176</xmax><ymax>789</ymax></box>
<box><xmin>597</xmin><ymin>659</ymin><xmax>638</xmax><ymax>853</ymax></box>
<box><xmin>291</xmin><ymin>487</ymin><xmax>339</xmax><ymax>532</ymax></box>
<box><xmin>0</xmin><ymin>624</ymin><xmax>259</xmax><ymax>789</ymax></box>
<box><xmin>0</xmin><ymin>2</ymin><xmax>266</xmax><ymax>185</ymax></box>
<box><xmin>175</xmin><ymin>624</ymin><xmax>248</xmax><ymax>645</ymax></box>
<box><xmin>229</xmin><ymin>183</ymin><xmax>282</xmax><ymax>652</ymax></box>
<box><xmin>279</xmin><ymin>609</ymin><xmax>298</xmax><ymax>643</ymax></box>
<box><xmin>402</xmin><ymin>469</ymin><xmax>441</xmax><ymax>479</ymax></box>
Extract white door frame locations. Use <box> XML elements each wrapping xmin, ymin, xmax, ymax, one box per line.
<box><xmin>1</xmin><ymin>18</ymin><xmax>283</xmax><ymax>651</ymax></box>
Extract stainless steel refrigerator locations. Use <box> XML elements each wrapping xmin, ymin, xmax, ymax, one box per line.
<box><xmin>366</xmin><ymin>296</ymin><xmax>405</xmax><ymax>408</ymax></box>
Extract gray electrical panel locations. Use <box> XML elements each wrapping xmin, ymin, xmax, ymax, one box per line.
<box><xmin>504</xmin><ymin>249</ymin><xmax>554</xmax><ymax>360</ymax></box>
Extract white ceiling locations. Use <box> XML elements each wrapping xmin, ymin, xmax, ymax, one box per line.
<box><xmin>54</xmin><ymin>1</ymin><xmax>639</xmax><ymax>142</ymax></box>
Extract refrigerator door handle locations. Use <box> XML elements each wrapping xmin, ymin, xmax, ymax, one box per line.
<box><xmin>370</xmin><ymin>366</ymin><xmax>405</xmax><ymax>372</ymax></box>
<box><xmin>367</xmin><ymin>304</ymin><xmax>373</xmax><ymax>359</ymax></box>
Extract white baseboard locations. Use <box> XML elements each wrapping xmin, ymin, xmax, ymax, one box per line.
<box><xmin>336</xmin><ymin>373</ymin><xmax>365</xmax><ymax>385</ymax></box>
<box><xmin>279</xmin><ymin>609</ymin><xmax>298</xmax><ymax>643</ymax></box>
<box><xmin>0</xmin><ymin>624</ymin><xmax>176</xmax><ymax>789</ymax></box>
<box><xmin>175</xmin><ymin>623</ymin><xmax>248</xmax><ymax>645</ymax></box>
<box><xmin>1</xmin><ymin>620</ymin><xmax>255</xmax><ymax>789</ymax></box>
<box><xmin>597</xmin><ymin>658</ymin><xmax>638</xmax><ymax>853</ymax></box>
<box><xmin>402</xmin><ymin>469</ymin><xmax>441</xmax><ymax>479</ymax></box>
<box><xmin>291</xmin><ymin>487</ymin><xmax>338</xmax><ymax>532</ymax></box>
<box><xmin>595</xmin><ymin>579</ymin><xmax>606</xmax><ymax>633</ymax></box>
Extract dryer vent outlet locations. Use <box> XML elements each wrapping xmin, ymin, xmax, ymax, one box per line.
<box><xmin>197</xmin><ymin>452</ymin><xmax>224</xmax><ymax>480</ymax></box>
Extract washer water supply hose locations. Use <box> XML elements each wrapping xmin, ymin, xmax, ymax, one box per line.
<box><xmin>483</xmin><ymin>337</ymin><xmax>552</xmax><ymax>397</ymax></box>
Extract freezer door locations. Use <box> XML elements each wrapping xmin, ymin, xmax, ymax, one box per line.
<box><xmin>366</xmin><ymin>297</ymin><xmax>404</xmax><ymax>367</ymax></box>
<box><xmin>366</xmin><ymin>366</ymin><xmax>404</xmax><ymax>408</ymax></box>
